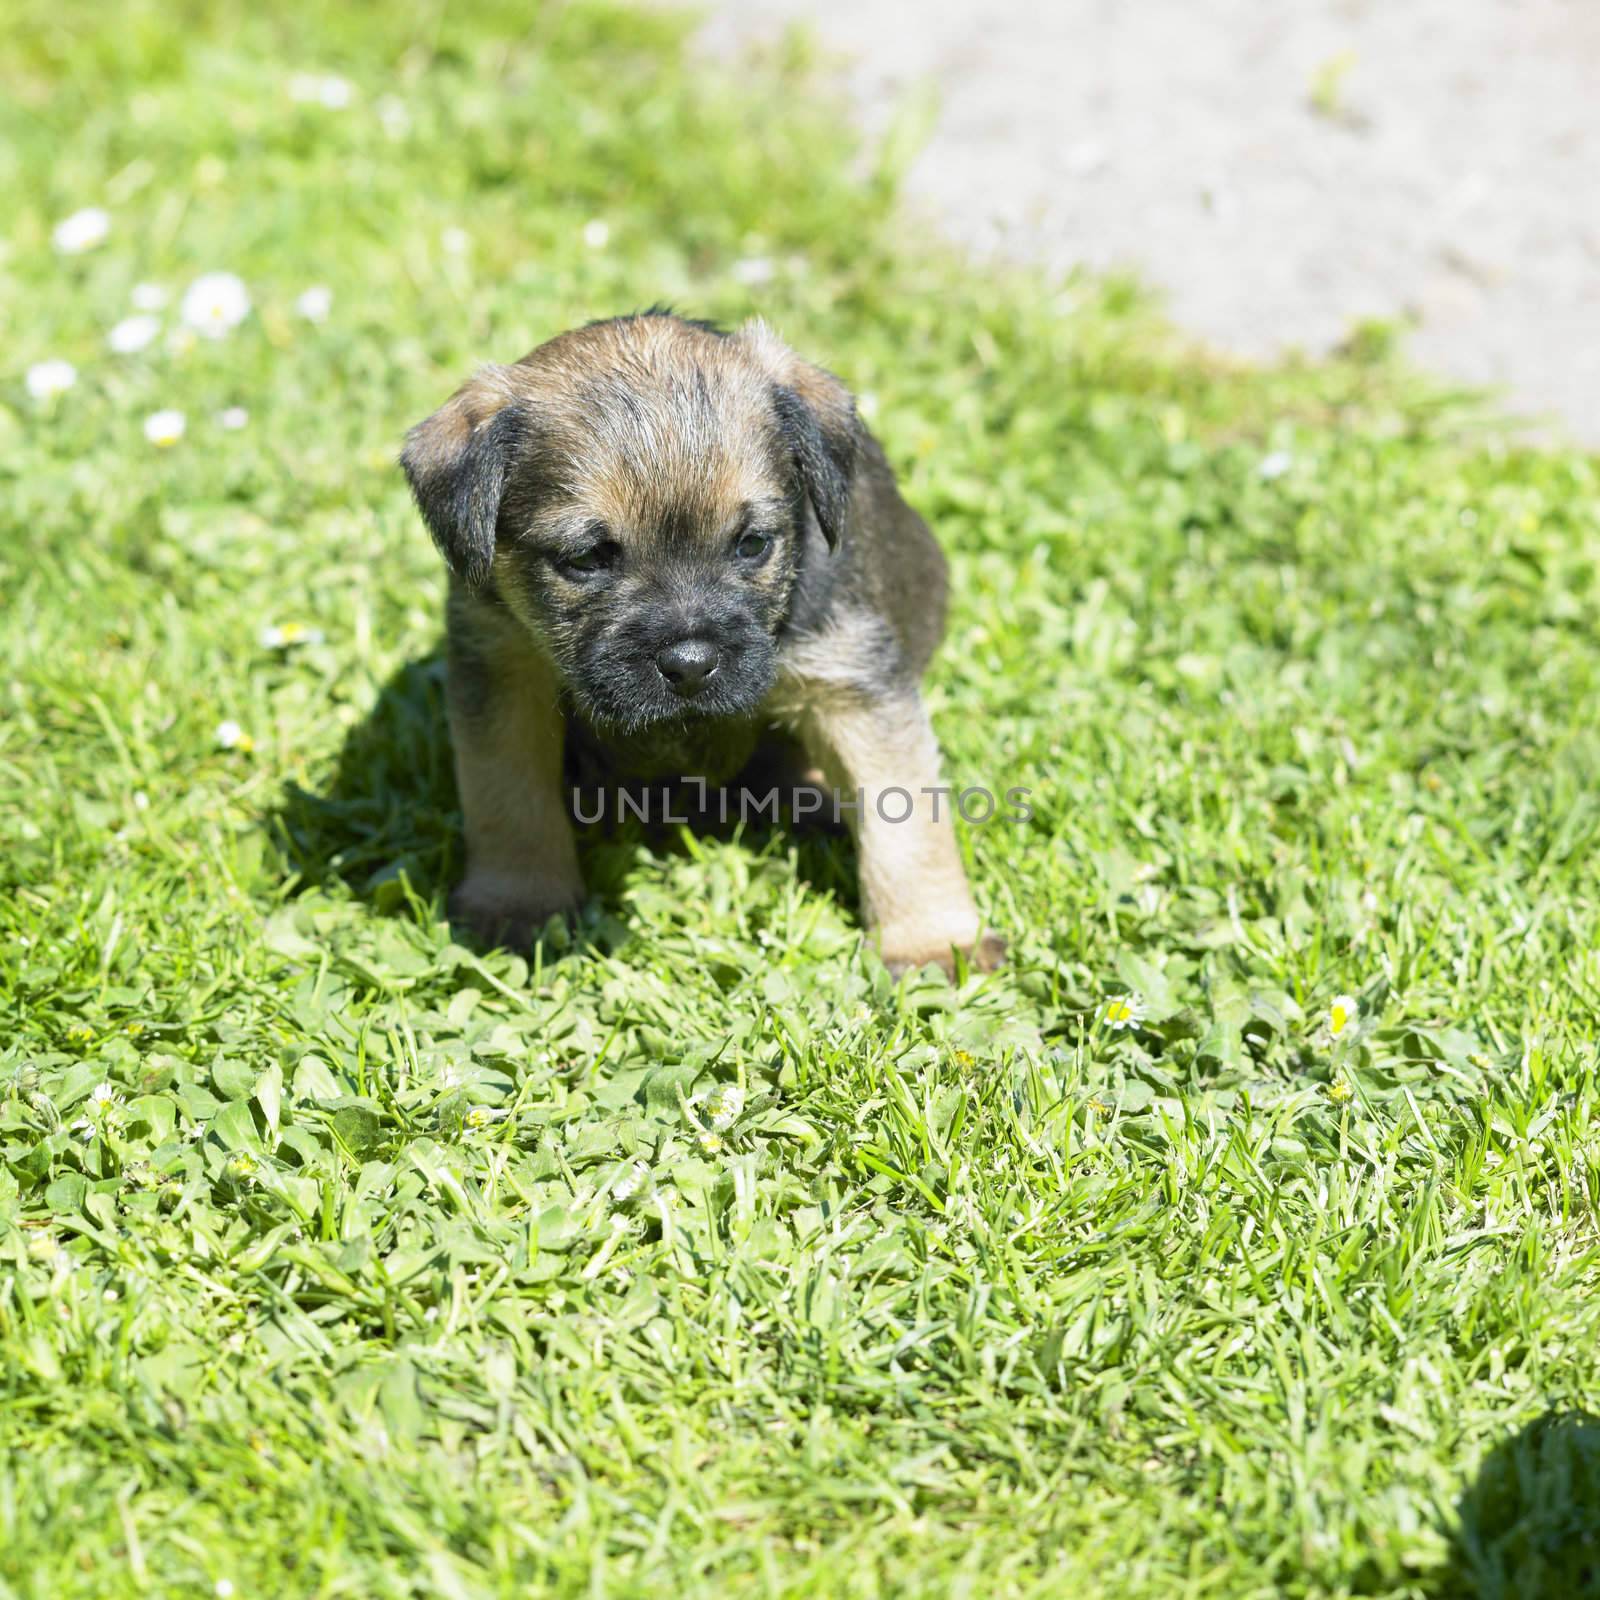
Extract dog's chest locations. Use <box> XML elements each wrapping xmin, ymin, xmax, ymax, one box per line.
<box><xmin>565</xmin><ymin>712</ymin><xmax>763</xmax><ymax>785</ymax></box>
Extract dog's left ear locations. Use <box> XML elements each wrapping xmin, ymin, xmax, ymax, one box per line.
<box><xmin>400</xmin><ymin>366</ymin><xmax>525</xmax><ymax>587</ymax></box>
<box><xmin>739</xmin><ymin>320</ymin><xmax>863</xmax><ymax>550</ymax></box>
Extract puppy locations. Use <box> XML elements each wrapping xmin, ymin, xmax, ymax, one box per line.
<box><xmin>401</xmin><ymin>310</ymin><xmax>1003</xmax><ymax>977</ymax></box>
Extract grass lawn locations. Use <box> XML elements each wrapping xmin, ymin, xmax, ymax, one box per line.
<box><xmin>6</xmin><ymin>2</ymin><xmax>1600</xmax><ymax>1595</ymax></box>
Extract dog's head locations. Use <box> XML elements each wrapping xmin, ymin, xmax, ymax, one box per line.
<box><xmin>402</xmin><ymin>312</ymin><xmax>862</xmax><ymax>734</ymax></box>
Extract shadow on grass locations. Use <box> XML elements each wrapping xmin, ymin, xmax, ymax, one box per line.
<box><xmin>1430</xmin><ymin>1411</ymin><xmax>1600</xmax><ymax>1598</ymax></box>
<box><xmin>267</xmin><ymin>648</ymin><xmax>858</xmax><ymax>959</ymax></box>
<box><xmin>270</xmin><ymin>648</ymin><xmax>460</xmax><ymax>912</ymax></box>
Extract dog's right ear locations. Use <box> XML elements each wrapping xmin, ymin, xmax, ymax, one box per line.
<box><xmin>400</xmin><ymin>368</ymin><xmax>525</xmax><ymax>587</ymax></box>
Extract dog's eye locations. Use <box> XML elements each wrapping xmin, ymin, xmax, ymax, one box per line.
<box><xmin>733</xmin><ymin>529</ymin><xmax>771</xmax><ymax>563</ymax></box>
<box><xmin>557</xmin><ymin>540</ymin><xmax>620</xmax><ymax>579</ymax></box>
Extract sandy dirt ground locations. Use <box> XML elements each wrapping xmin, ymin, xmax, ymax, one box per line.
<box><xmin>696</xmin><ymin>0</ymin><xmax>1600</xmax><ymax>442</ymax></box>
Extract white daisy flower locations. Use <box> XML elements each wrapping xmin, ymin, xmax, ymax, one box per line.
<box><xmin>706</xmin><ymin>1083</ymin><xmax>745</xmax><ymax>1130</ymax></box>
<box><xmin>1328</xmin><ymin>994</ymin><xmax>1360</xmax><ymax>1041</ymax></box>
<box><xmin>130</xmin><ymin>283</ymin><xmax>168</xmax><ymax>311</ymax></box>
<box><xmin>732</xmin><ymin>256</ymin><xmax>775</xmax><ymax>286</ymax></box>
<box><xmin>1101</xmin><ymin>994</ymin><xmax>1145</xmax><ymax>1030</ymax></box>
<box><xmin>1258</xmin><ymin>450</ymin><xmax>1294</xmax><ymax>480</ymax></box>
<box><xmin>610</xmin><ymin>1161</ymin><xmax>649</xmax><ymax>1204</ymax></box>
<box><xmin>25</xmin><ymin>359</ymin><xmax>77</xmax><ymax>400</ymax></box>
<box><xmin>376</xmin><ymin>96</ymin><xmax>410</xmax><ymax>139</ymax></box>
<box><xmin>180</xmin><ymin>272</ymin><xmax>251</xmax><ymax>339</ymax></box>
<box><xmin>259</xmin><ymin>621</ymin><xmax>325</xmax><ymax>648</ymax></box>
<box><xmin>216</xmin><ymin>406</ymin><xmax>249</xmax><ymax>430</ymax></box>
<box><xmin>144</xmin><ymin>409</ymin><xmax>186</xmax><ymax>447</ymax></box>
<box><xmin>214</xmin><ymin>719</ymin><xmax>254</xmax><ymax>752</ymax></box>
<box><xmin>71</xmin><ymin>1117</ymin><xmax>94</xmax><ymax>1142</ymax></box>
<box><xmin>440</xmin><ymin>226</ymin><xmax>470</xmax><ymax>255</ymax></box>
<box><xmin>289</xmin><ymin>72</ymin><xmax>352</xmax><ymax>108</ymax></box>
<box><xmin>295</xmin><ymin>285</ymin><xmax>333</xmax><ymax>322</ymax></box>
<box><xmin>53</xmin><ymin>207</ymin><xmax>111</xmax><ymax>254</ymax></box>
<box><xmin>214</xmin><ymin>1580</ymin><xmax>236</xmax><ymax>1600</ymax></box>
<box><xmin>581</xmin><ymin>219</ymin><xmax>610</xmax><ymax>249</ymax></box>
<box><xmin>108</xmin><ymin>314</ymin><xmax>161</xmax><ymax>354</ymax></box>
<box><xmin>90</xmin><ymin>1083</ymin><xmax>119</xmax><ymax>1107</ymax></box>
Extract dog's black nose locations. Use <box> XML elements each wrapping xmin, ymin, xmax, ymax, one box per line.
<box><xmin>656</xmin><ymin>638</ymin><xmax>720</xmax><ymax>693</ymax></box>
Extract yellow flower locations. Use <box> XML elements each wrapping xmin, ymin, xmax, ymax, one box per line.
<box><xmin>1328</xmin><ymin>994</ymin><xmax>1360</xmax><ymax>1040</ymax></box>
<box><xmin>1327</xmin><ymin>1079</ymin><xmax>1354</xmax><ymax>1104</ymax></box>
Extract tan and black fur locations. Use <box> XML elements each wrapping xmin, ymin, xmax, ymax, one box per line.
<box><xmin>401</xmin><ymin>311</ymin><xmax>1003</xmax><ymax>977</ymax></box>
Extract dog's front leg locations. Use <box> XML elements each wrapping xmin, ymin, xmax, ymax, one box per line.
<box><xmin>445</xmin><ymin>601</ymin><xmax>583</xmax><ymax>946</ymax></box>
<box><xmin>799</xmin><ymin>691</ymin><xmax>1005</xmax><ymax>978</ymax></box>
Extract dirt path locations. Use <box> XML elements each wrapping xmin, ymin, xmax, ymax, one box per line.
<box><xmin>697</xmin><ymin>0</ymin><xmax>1600</xmax><ymax>442</ymax></box>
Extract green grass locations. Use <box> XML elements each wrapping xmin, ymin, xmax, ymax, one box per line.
<box><xmin>4</xmin><ymin>3</ymin><xmax>1600</xmax><ymax>1596</ymax></box>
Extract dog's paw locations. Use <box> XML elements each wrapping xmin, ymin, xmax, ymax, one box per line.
<box><xmin>448</xmin><ymin>873</ymin><xmax>583</xmax><ymax>950</ymax></box>
<box><xmin>879</xmin><ymin>922</ymin><xmax>1008</xmax><ymax>982</ymax></box>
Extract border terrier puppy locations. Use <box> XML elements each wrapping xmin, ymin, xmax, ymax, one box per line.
<box><xmin>401</xmin><ymin>310</ymin><xmax>1003</xmax><ymax>977</ymax></box>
